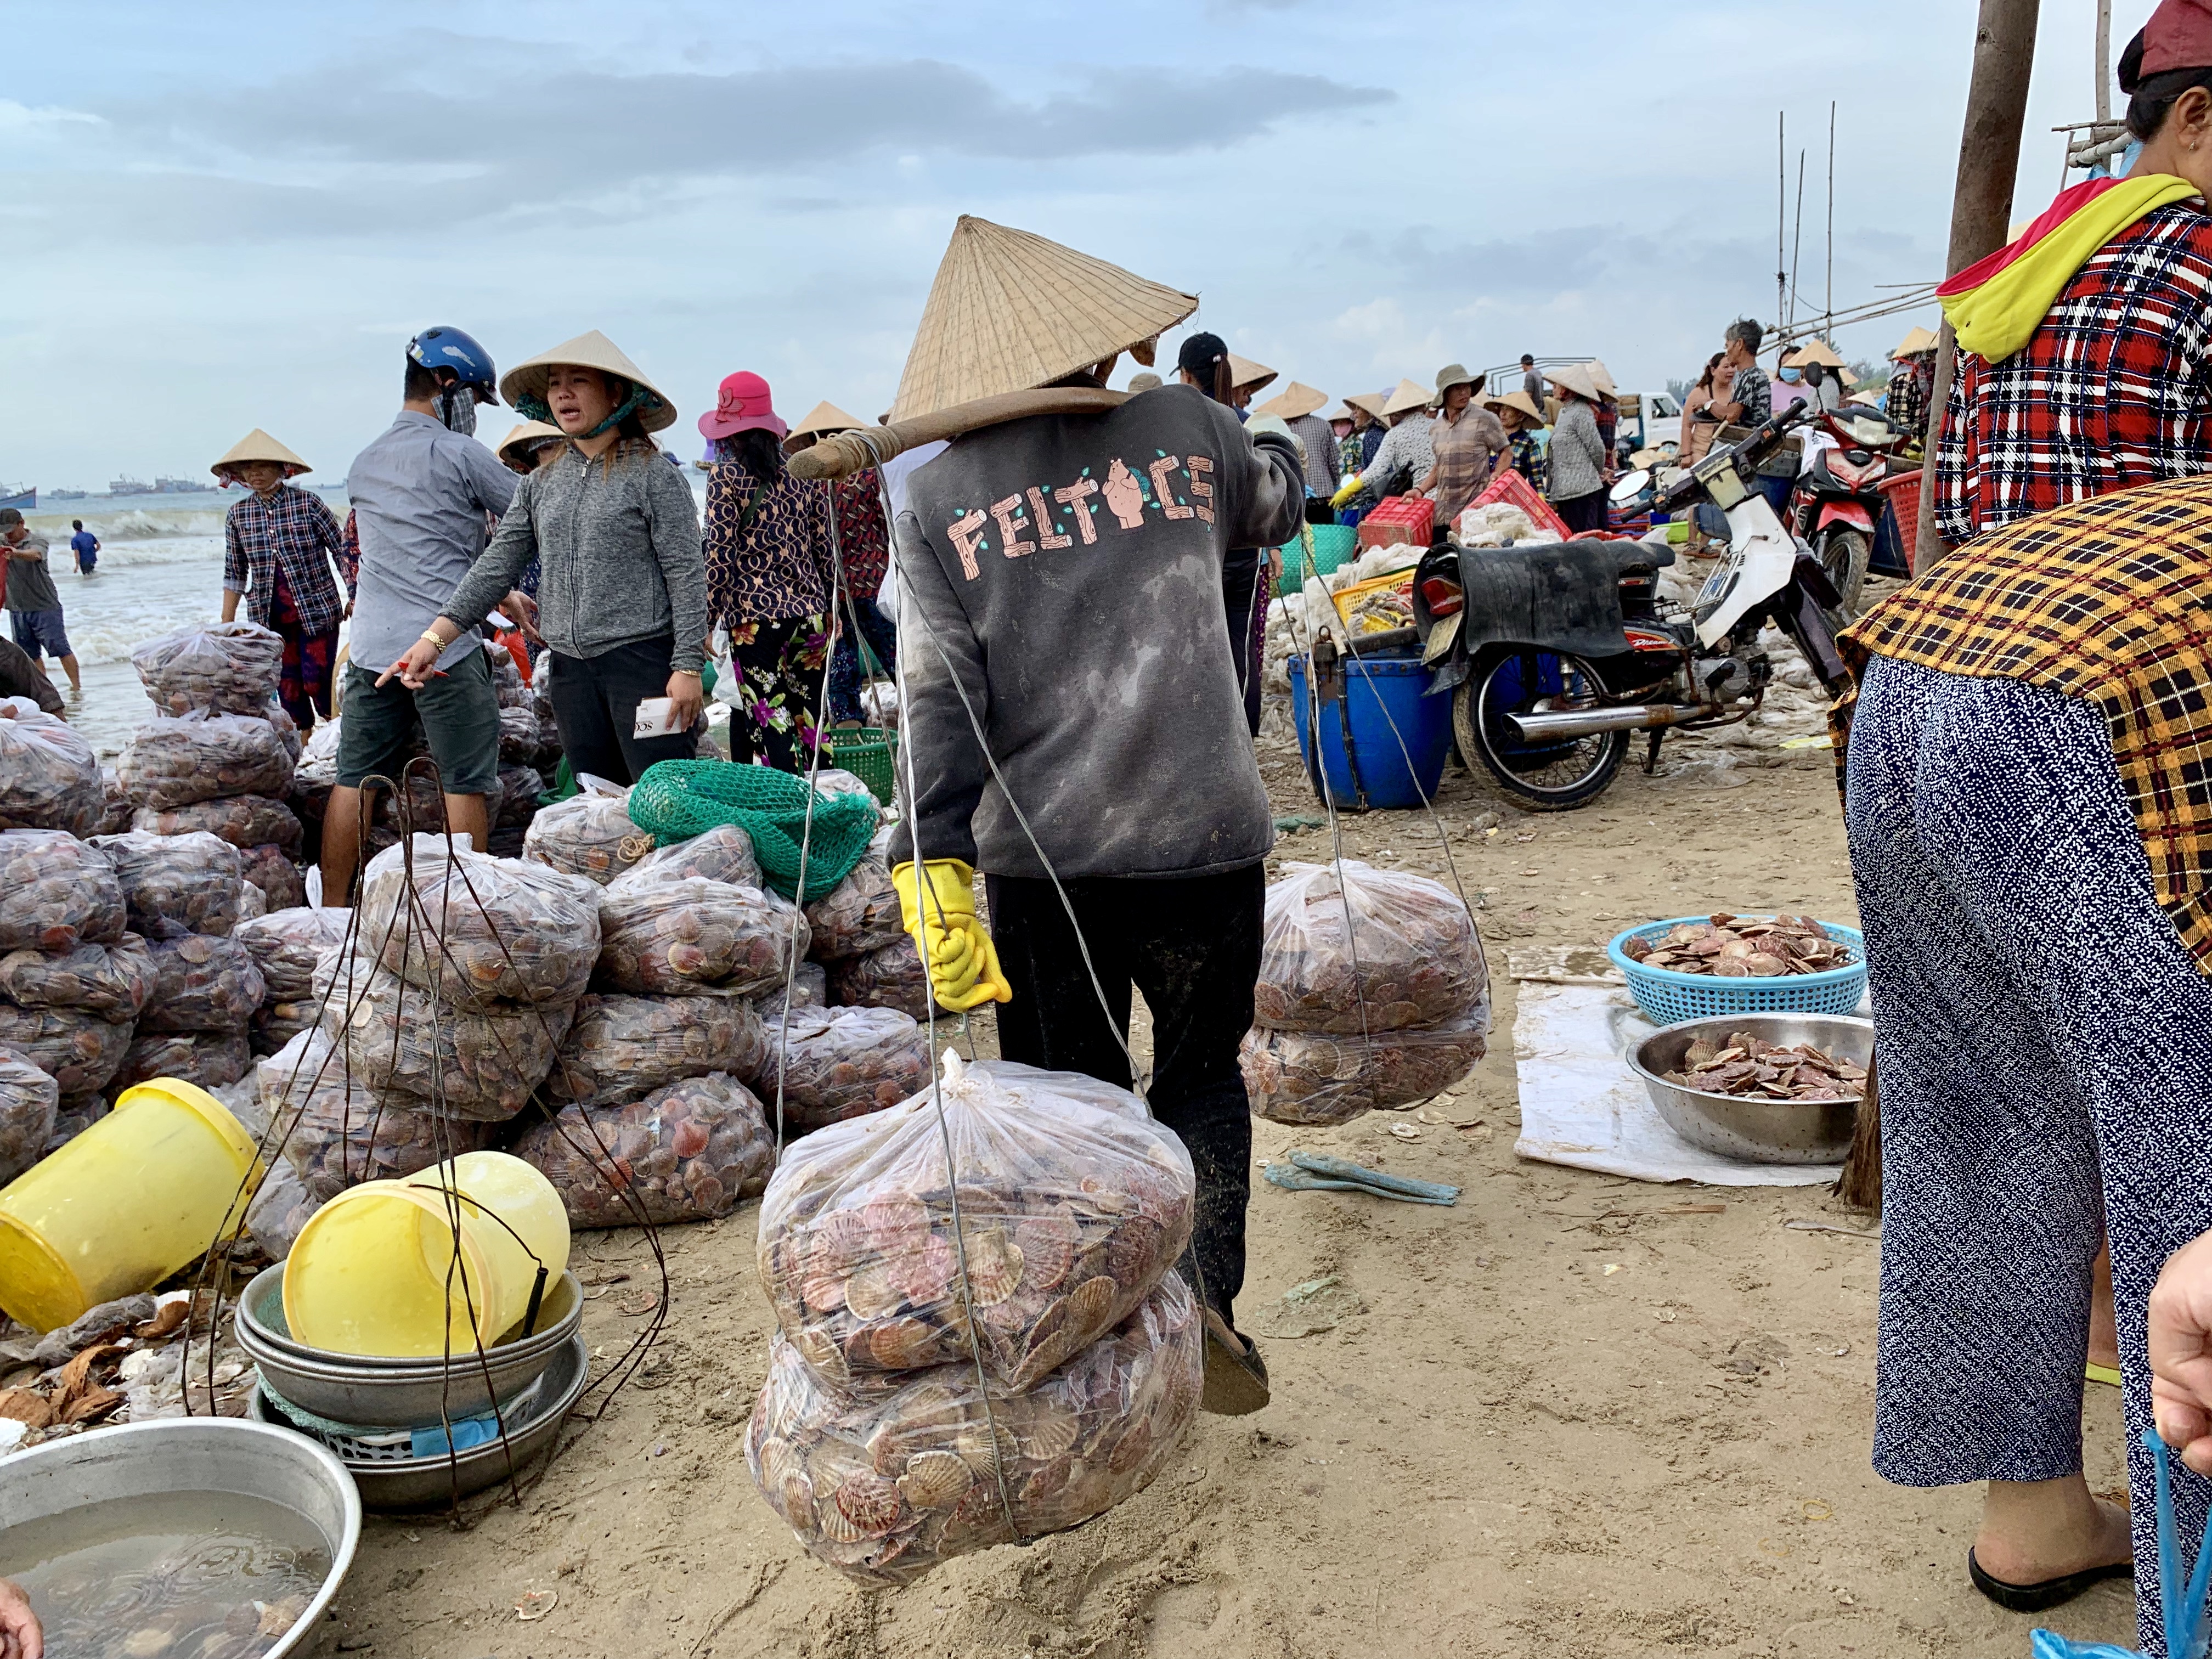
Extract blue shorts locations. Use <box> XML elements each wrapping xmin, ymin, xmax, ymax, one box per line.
<box><xmin>8</xmin><ymin>608</ymin><xmax>70</xmax><ymax>660</ymax></box>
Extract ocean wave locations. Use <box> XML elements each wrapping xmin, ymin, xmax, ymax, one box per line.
<box><xmin>29</xmin><ymin>507</ymin><xmax>229</xmax><ymax>542</ymax></box>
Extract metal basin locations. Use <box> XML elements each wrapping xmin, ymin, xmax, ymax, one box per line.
<box><xmin>1629</xmin><ymin>1013</ymin><xmax>1871</xmax><ymax>1165</ymax></box>
<box><xmin>237</xmin><ymin>1262</ymin><xmax>582</xmax><ymax>1369</ymax></box>
<box><xmin>239</xmin><ymin>1308</ymin><xmax>574</xmax><ymax>1431</ymax></box>
<box><xmin>252</xmin><ymin>1331</ymin><xmax>588</xmax><ymax>1511</ymax></box>
<box><xmin>0</xmin><ymin>1418</ymin><xmax>359</xmax><ymax>1657</ymax></box>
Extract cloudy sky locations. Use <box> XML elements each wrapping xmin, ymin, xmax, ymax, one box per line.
<box><xmin>1</xmin><ymin>0</ymin><xmax>2141</xmax><ymax>490</ymax></box>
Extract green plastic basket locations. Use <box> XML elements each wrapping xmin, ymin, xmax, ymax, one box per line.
<box><xmin>1278</xmin><ymin>522</ymin><xmax>1356</xmax><ymax>595</ymax></box>
<box><xmin>827</xmin><ymin>727</ymin><xmax>900</xmax><ymax>805</ymax></box>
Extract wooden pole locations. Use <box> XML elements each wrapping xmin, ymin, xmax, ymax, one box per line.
<box><xmin>1912</xmin><ymin>0</ymin><xmax>2042</xmax><ymax>575</ymax></box>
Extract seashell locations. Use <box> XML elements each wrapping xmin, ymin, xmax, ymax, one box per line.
<box><xmin>832</xmin><ymin>1470</ymin><xmax>904</xmax><ymax>1538</ymax></box>
<box><xmin>1066</xmin><ymin>1275</ymin><xmax>1117</xmax><ymax>1328</ymax></box>
<box><xmin>1013</xmin><ymin>1324</ymin><xmax>1081</xmax><ymax>1391</ymax></box>
<box><xmin>780</xmin><ymin>1470</ymin><xmax>817</xmax><ymax>1529</ymax></box>
<box><xmin>1105</xmin><ymin>1216</ymin><xmax>1164</xmax><ymax>1288</ymax></box>
<box><xmin>887</xmin><ymin>1231</ymin><xmax>955</xmax><ymax>1306</ymax></box>
<box><xmin>1014</xmin><ymin>1400</ymin><xmax>1080</xmax><ymax>1462</ymax></box>
<box><xmin>951</xmin><ymin>1419</ymin><xmax>1020</xmax><ymax>1481</ymax></box>
<box><xmin>812</xmin><ymin>1208</ymin><xmax>872</xmax><ymax>1272</ymax></box>
<box><xmin>1014</xmin><ymin>1214</ymin><xmax>1078</xmax><ymax>1291</ymax></box>
<box><xmin>1106</xmin><ymin>1421</ymin><xmax>1154</xmax><ymax>1476</ymax></box>
<box><xmin>1742</xmin><ymin>952</ymin><xmax>1787</xmax><ymax>977</ymax></box>
<box><xmin>794</xmin><ymin>1325</ymin><xmax>849</xmax><ymax>1382</ymax></box>
<box><xmin>898</xmin><ymin>1449</ymin><xmax>973</xmax><ymax>1510</ymax></box>
<box><xmin>1079</xmin><ymin>1177</ymin><xmax>1135</xmax><ymax>1216</ymax></box>
<box><xmin>959</xmin><ymin>1226</ymin><xmax>1025</xmax><ymax>1307</ymax></box>
<box><xmin>867</xmin><ymin>1316</ymin><xmax>940</xmax><ymax>1370</ymax></box>
<box><xmin>860</xmin><ymin>1193</ymin><xmax>932</xmax><ymax>1252</ymax></box>
<box><xmin>844</xmin><ymin>1263</ymin><xmax>902</xmax><ymax>1321</ymax></box>
<box><xmin>757</xmin><ymin>1436</ymin><xmax>805</xmax><ymax>1493</ymax></box>
<box><xmin>1020</xmin><ymin>1452</ymin><xmax>1075</xmax><ymax>1505</ymax></box>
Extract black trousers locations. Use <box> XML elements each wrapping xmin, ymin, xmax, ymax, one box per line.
<box><xmin>545</xmin><ymin>635</ymin><xmax>697</xmax><ymax>788</ymax></box>
<box><xmin>1553</xmin><ymin>488</ymin><xmax>1609</xmax><ymax>534</ymax></box>
<box><xmin>1222</xmin><ymin>550</ymin><xmax>1263</xmax><ymax>736</ymax></box>
<box><xmin>985</xmin><ymin>864</ymin><xmax>1264</xmax><ymax>1325</ymax></box>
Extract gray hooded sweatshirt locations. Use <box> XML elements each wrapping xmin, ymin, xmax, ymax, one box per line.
<box><xmin>888</xmin><ymin>383</ymin><xmax>1303</xmax><ymax>879</ymax></box>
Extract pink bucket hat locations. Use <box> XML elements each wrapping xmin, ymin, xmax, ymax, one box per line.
<box><xmin>698</xmin><ymin>371</ymin><xmax>788</xmax><ymax>442</ymax></box>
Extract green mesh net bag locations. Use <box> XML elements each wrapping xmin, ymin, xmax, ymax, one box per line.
<box><xmin>627</xmin><ymin>760</ymin><xmax>879</xmax><ymax>902</ymax></box>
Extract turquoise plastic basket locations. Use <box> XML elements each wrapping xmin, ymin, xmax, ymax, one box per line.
<box><xmin>1605</xmin><ymin>916</ymin><xmax>1867</xmax><ymax>1026</ymax></box>
<box><xmin>1278</xmin><ymin>523</ymin><xmax>1357</xmax><ymax>594</ymax></box>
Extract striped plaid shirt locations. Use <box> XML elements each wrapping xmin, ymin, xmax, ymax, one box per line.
<box><xmin>221</xmin><ymin>483</ymin><xmax>354</xmax><ymax>637</ymax></box>
<box><xmin>1936</xmin><ymin>201</ymin><xmax>2212</xmax><ymax>546</ymax></box>
<box><xmin>1835</xmin><ymin>475</ymin><xmax>2212</xmax><ymax>970</ymax></box>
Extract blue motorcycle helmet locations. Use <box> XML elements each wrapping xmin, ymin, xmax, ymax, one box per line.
<box><xmin>407</xmin><ymin>326</ymin><xmax>500</xmax><ymax>404</ymax></box>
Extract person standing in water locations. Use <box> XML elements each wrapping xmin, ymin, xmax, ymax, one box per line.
<box><xmin>67</xmin><ymin>520</ymin><xmax>97</xmax><ymax>576</ymax></box>
<box><xmin>213</xmin><ymin>429</ymin><xmax>352</xmax><ymax>733</ymax></box>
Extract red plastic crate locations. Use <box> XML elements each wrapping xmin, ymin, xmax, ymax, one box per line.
<box><xmin>1465</xmin><ymin>470</ymin><xmax>1573</xmax><ymax>541</ymax></box>
<box><xmin>1356</xmin><ymin>495</ymin><xmax>1434</xmax><ymax>551</ymax></box>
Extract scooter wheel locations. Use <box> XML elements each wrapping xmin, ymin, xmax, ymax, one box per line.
<box><xmin>1818</xmin><ymin>527</ymin><xmax>1871</xmax><ymax>626</ymax></box>
<box><xmin>1455</xmin><ymin>652</ymin><xmax>1627</xmax><ymax>811</ymax></box>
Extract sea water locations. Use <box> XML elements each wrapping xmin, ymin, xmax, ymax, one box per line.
<box><xmin>0</xmin><ymin>1487</ymin><xmax>333</xmax><ymax>1657</ymax></box>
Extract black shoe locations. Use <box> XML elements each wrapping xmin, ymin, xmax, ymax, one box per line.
<box><xmin>1967</xmin><ymin>1548</ymin><xmax>2133</xmax><ymax>1613</ymax></box>
<box><xmin>1200</xmin><ymin>1307</ymin><xmax>1269</xmax><ymax>1415</ymax></box>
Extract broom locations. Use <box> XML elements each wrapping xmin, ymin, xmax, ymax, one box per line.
<box><xmin>787</xmin><ymin>388</ymin><xmax>1129</xmax><ymax>482</ymax></box>
<box><xmin>1835</xmin><ymin>1054</ymin><xmax>1881</xmax><ymax>1214</ymax></box>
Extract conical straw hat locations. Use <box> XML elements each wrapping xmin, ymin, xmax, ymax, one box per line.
<box><xmin>1480</xmin><ymin>389</ymin><xmax>1547</xmax><ymax>425</ymax></box>
<box><xmin>1345</xmin><ymin>391</ymin><xmax>1391</xmax><ymax>421</ymax></box>
<box><xmin>1790</xmin><ymin>337</ymin><xmax>1848</xmax><ymax>368</ymax></box>
<box><xmin>211</xmin><ymin>428</ymin><xmax>311</xmax><ymax>482</ymax></box>
<box><xmin>1545</xmin><ymin>363</ymin><xmax>1604</xmax><ymax>403</ymax></box>
<box><xmin>495</xmin><ymin>420</ymin><xmax>567</xmax><ymax>467</ymax></box>
<box><xmin>1893</xmin><ymin>324</ymin><xmax>1939</xmax><ymax>358</ymax></box>
<box><xmin>1381</xmin><ymin>377</ymin><xmax>1435</xmax><ymax>417</ymax></box>
<box><xmin>790</xmin><ymin>400</ymin><xmax>865</xmax><ymax>439</ymax></box>
<box><xmin>499</xmin><ymin>331</ymin><xmax>677</xmax><ymax>435</ymax></box>
<box><xmin>1253</xmin><ymin>380</ymin><xmax>1326</xmax><ymax>419</ymax></box>
<box><xmin>1228</xmin><ymin>353</ymin><xmax>1278</xmax><ymax>395</ymax></box>
<box><xmin>1583</xmin><ymin>359</ymin><xmax>1618</xmax><ymax>398</ymax></box>
<box><xmin>890</xmin><ymin>216</ymin><xmax>1199</xmax><ymax>422</ymax></box>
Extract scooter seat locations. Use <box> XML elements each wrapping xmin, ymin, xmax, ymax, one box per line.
<box><xmin>1452</xmin><ymin>537</ymin><xmax>1677</xmax><ymax>663</ymax></box>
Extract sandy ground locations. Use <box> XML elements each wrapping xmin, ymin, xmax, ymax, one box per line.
<box><xmin>314</xmin><ymin>713</ymin><xmax>2140</xmax><ymax>1659</ymax></box>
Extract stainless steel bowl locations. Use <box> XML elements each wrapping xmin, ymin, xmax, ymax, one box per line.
<box><xmin>239</xmin><ymin>1312</ymin><xmax>575</xmax><ymax>1431</ymax></box>
<box><xmin>252</xmin><ymin>1332</ymin><xmax>588</xmax><ymax>1511</ymax></box>
<box><xmin>0</xmin><ymin>1418</ymin><xmax>360</xmax><ymax>1658</ymax></box>
<box><xmin>1629</xmin><ymin>1012</ymin><xmax>1872</xmax><ymax>1165</ymax></box>
<box><xmin>236</xmin><ymin>1262</ymin><xmax>582</xmax><ymax>1369</ymax></box>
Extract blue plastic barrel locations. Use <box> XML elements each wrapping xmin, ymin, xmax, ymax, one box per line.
<box><xmin>1288</xmin><ymin>654</ymin><xmax>1454</xmax><ymax>811</ymax></box>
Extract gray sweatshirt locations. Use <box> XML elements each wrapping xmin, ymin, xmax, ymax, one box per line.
<box><xmin>443</xmin><ymin>444</ymin><xmax>710</xmax><ymax>673</ymax></box>
<box><xmin>887</xmin><ymin>383</ymin><xmax>1304</xmax><ymax>879</ymax></box>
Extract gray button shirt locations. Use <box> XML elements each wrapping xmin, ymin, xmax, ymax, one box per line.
<box><xmin>345</xmin><ymin>411</ymin><xmax>518</xmax><ymax>674</ymax></box>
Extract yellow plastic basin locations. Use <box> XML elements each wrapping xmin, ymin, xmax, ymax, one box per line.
<box><xmin>0</xmin><ymin>1077</ymin><xmax>261</xmax><ymax>1333</ymax></box>
<box><xmin>283</xmin><ymin>1152</ymin><xmax>571</xmax><ymax>1358</ymax></box>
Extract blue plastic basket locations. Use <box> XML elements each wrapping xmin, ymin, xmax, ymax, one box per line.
<box><xmin>1605</xmin><ymin>916</ymin><xmax>1867</xmax><ymax>1026</ymax></box>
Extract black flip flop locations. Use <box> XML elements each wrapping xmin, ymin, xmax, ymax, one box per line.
<box><xmin>1967</xmin><ymin>1548</ymin><xmax>2134</xmax><ymax>1612</ymax></box>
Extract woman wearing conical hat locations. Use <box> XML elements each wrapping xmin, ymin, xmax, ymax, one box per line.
<box><xmin>881</xmin><ymin>216</ymin><xmax>1306</xmax><ymax>1415</ymax></box>
<box><xmin>1328</xmin><ymin>379</ymin><xmax>1437</xmax><ymax>514</ymax></box>
<box><xmin>213</xmin><ymin>428</ymin><xmax>349</xmax><ymax>732</ymax></box>
<box><xmin>409</xmin><ymin>331</ymin><xmax>709</xmax><ymax>787</ymax></box>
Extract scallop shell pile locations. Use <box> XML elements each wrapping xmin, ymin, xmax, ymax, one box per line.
<box><xmin>826</xmin><ymin>937</ymin><xmax>932</xmax><ymax>1021</ymax></box>
<box><xmin>321</xmin><ymin>959</ymin><xmax>573</xmax><ymax>1121</ymax></box>
<box><xmin>0</xmin><ymin>1005</ymin><xmax>132</xmax><ymax>1102</ymax></box>
<box><xmin>93</xmin><ymin>831</ymin><xmax>242</xmax><ymax>941</ymax></box>
<box><xmin>130</xmin><ymin>622</ymin><xmax>284</xmax><ymax>716</ymax></box>
<box><xmin>803</xmin><ymin>857</ymin><xmax>905</xmax><ymax>962</ymax></box>
<box><xmin>0</xmin><ymin>831</ymin><xmax>125</xmax><ymax>953</ymax></box>
<box><xmin>116</xmin><ymin>712</ymin><xmax>295</xmax><ymax>810</ymax></box>
<box><xmin>0</xmin><ymin>935</ymin><xmax>156</xmax><ymax>1022</ymax></box>
<box><xmin>523</xmin><ymin>793</ymin><xmax>653</xmax><ymax>885</ymax></box>
<box><xmin>113</xmin><ymin>1028</ymin><xmax>249</xmax><ymax>1096</ymax></box>
<box><xmin>131</xmin><ymin>793</ymin><xmax>302</xmax><ymax>855</ymax></box>
<box><xmin>1621</xmin><ymin>913</ymin><xmax>1853</xmax><ymax>978</ymax></box>
<box><xmin>260</xmin><ymin>1031</ymin><xmax>491</xmax><ymax>1201</ymax></box>
<box><xmin>235</xmin><ymin>907</ymin><xmax>352</xmax><ymax>1002</ymax></box>
<box><xmin>1240</xmin><ymin>1002</ymin><xmax>1491</xmax><ymax>1126</ymax></box>
<box><xmin>594</xmin><ymin>877</ymin><xmax>805</xmax><ymax>997</ymax></box>
<box><xmin>356</xmin><ymin>840</ymin><xmax>600</xmax><ymax>1011</ymax></box>
<box><xmin>0</xmin><ymin>1047</ymin><xmax>59</xmax><ymax>1184</ymax></box>
<box><xmin>546</xmin><ymin>991</ymin><xmax>768</xmax><ymax>1108</ymax></box>
<box><xmin>1253</xmin><ymin>861</ymin><xmax>1486</xmax><ymax>1034</ymax></box>
<box><xmin>516</xmin><ymin>1072</ymin><xmax>776</xmax><ymax>1227</ymax></box>
<box><xmin>758</xmin><ymin>1005</ymin><xmax>930</xmax><ymax>1131</ymax></box>
<box><xmin>0</xmin><ymin>701</ymin><xmax>104</xmax><ymax>837</ymax></box>
<box><xmin>240</xmin><ymin>843</ymin><xmax>308</xmax><ymax>912</ymax></box>
<box><xmin>748</xmin><ymin>1272</ymin><xmax>1201</xmax><ymax>1587</ymax></box>
<box><xmin>610</xmin><ymin>825</ymin><xmax>760</xmax><ymax>895</ymax></box>
<box><xmin>139</xmin><ymin>935</ymin><xmax>266</xmax><ymax>1034</ymax></box>
<box><xmin>1663</xmin><ymin>1029</ymin><xmax>1869</xmax><ymax>1101</ymax></box>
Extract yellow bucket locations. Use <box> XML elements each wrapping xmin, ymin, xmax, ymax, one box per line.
<box><xmin>283</xmin><ymin>1151</ymin><xmax>571</xmax><ymax>1358</ymax></box>
<box><xmin>0</xmin><ymin>1077</ymin><xmax>261</xmax><ymax>1333</ymax></box>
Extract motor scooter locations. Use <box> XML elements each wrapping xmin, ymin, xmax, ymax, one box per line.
<box><xmin>1408</xmin><ymin>403</ymin><xmax>1855</xmax><ymax>810</ymax></box>
<box><xmin>1788</xmin><ymin>402</ymin><xmax>1907</xmax><ymax>621</ymax></box>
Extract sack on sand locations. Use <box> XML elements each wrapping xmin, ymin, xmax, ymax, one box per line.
<box><xmin>259</xmin><ymin>1030</ymin><xmax>492</xmax><ymax>1200</ymax></box>
<box><xmin>0</xmin><ymin>700</ymin><xmax>103</xmax><ymax>837</ymax></box>
<box><xmin>0</xmin><ymin>831</ymin><xmax>126</xmax><ymax>953</ymax></box>
<box><xmin>1240</xmin><ymin>1002</ymin><xmax>1490</xmax><ymax>1127</ymax></box>
<box><xmin>111</xmin><ymin>1028</ymin><xmax>250</xmax><ymax>1097</ymax></box>
<box><xmin>757</xmin><ymin>1055</ymin><xmax>1194</xmax><ymax>1389</ymax></box>
<box><xmin>546</xmin><ymin>991</ymin><xmax>767</xmax><ymax>1108</ymax></box>
<box><xmin>132</xmin><ymin>794</ymin><xmax>302</xmax><ymax>856</ymax></box>
<box><xmin>515</xmin><ymin>1072</ymin><xmax>776</xmax><ymax>1228</ymax></box>
<box><xmin>117</xmin><ymin>710</ymin><xmax>295</xmax><ymax>810</ymax></box>
<box><xmin>594</xmin><ymin>877</ymin><xmax>805</xmax><ymax>997</ymax></box>
<box><xmin>234</xmin><ymin>907</ymin><xmax>351</xmax><ymax>1001</ymax></box>
<box><xmin>131</xmin><ymin>622</ymin><xmax>284</xmax><ymax>716</ymax></box>
<box><xmin>607</xmin><ymin>823</ymin><xmax>761</xmax><ymax>895</ymax></box>
<box><xmin>803</xmin><ymin>857</ymin><xmax>905</xmax><ymax>962</ymax></box>
<box><xmin>0</xmin><ymin>935</ymin><xmax>157</xmax><ymax>1022</ymax></box>
<box><xmin>747</xmin><ymin>1271</ymin><xmax>1201</xmax><ymax>1588</ymax></box>
<box><xmin>523</xmin><ymin>792</ymin><xmax>652</xmax><ymax>886</ymax></box>
<box><xmin>355</xmin><ymin>838</ymin><xmax>600</xmax><ymax>1013</ymax></box>
<box><xmin>1254</xmin><ymin>861</ymin><xmax>1487</xmax><ymax>1034</ymax></box>
<box><xmin>93</xmin><ymin>831</ymin><xmax>242</xmax><ymax>941</ymax></box>
<box><xmin>827</xmin><ymin>937</ymin><xmax>932</xmax><ymax>1021</ymax></box>
<box><xmin>758</xmin><ymin>1005</ymin><xmax>931</xmax><ymax>1131</ymax></box>
<box><xmin>0</xmin><ymin>1005</ymin><xmax>133</xmax><ymax>1101</ymax></box>
<box><xmin>0</xmin><ymin>1047</ymin><xmax>60</xmax><ymax>1186</ymax></box>
<box><xmin>138</xmin><ymin>934</ymin><xmax>266</xmax><ymax>1035</ymax></box>
<box><xmin>320</xmin><ymin>959</ymin><xmax>572</xmax><ymax>1122</ymax></box>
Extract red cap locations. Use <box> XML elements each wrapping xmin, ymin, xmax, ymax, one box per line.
<box><xmin>698</xmin><ymin>371</ymin><xmax>787</xmax><ymax>442</ymax></box>
<box><xmin>2129</xmin><ymin>0</ymin><xmax>2212</xmax><ymax>86</ymax></box>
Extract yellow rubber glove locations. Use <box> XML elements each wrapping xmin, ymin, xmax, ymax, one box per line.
<box><xmin>1329</xmin><ymin>473</ymin><xmax>1363</xmax><ymax>509</ymax></box>
<box><xmin>890</xmin><ymin>859</ymin><xmax>1012</xmax><ymax>1012</ymax></box>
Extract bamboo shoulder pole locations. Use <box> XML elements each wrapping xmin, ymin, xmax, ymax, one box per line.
<box><xmin>789</xmin><ymin>388</ymin><xmax>1130</xmax><ymax>481</ymax></box>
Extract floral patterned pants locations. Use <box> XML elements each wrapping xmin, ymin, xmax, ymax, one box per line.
<box><xmin>725</xmin><ymin>614</ymin><xmax>831</xmax><ymax>772</ymax></box>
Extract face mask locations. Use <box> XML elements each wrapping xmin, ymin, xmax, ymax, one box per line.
<box><xmin>1779</xmin><ymin>368</ymin><xmax>1802</xmax><ymax>383</ymax></box>
<box><xmin>2120</xmin><ymin>139</ymin><xmax>2144</xmax><ymax>177</ymax></box>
